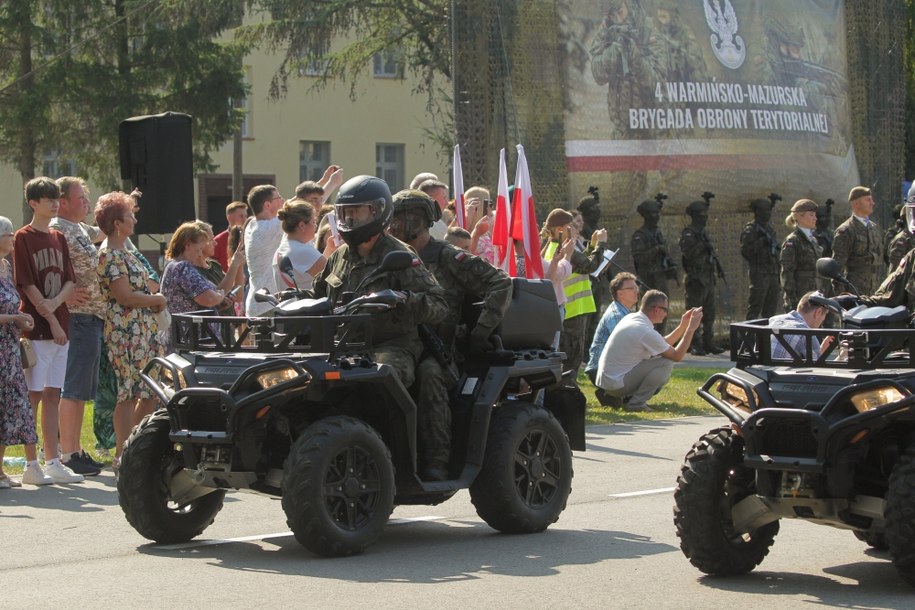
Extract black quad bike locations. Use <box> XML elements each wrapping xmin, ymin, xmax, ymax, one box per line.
<box><xmin>118</xmin><ymin>252</ymin><xmax>583</xmax><ymax>557</ymax></box>
<box><xmin>674</xmin><ymin>259</ymin><xmax>915</xmax><ymax>587</ymax></box>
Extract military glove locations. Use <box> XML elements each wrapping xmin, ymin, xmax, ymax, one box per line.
<box><xmin>470</xmin><ymin>324</ymin><xmax>495</xmax><ymax>352</ymax></box>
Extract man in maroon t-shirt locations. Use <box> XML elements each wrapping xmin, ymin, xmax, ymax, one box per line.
<box><xmin>213</xmin><ymin>201</ymin><xmax>249</xmax><ymax>272</ymax></box>
<box><xmin>14</xmin><ymin>177</ymin><xmax>80</xmax><ymax>485</ymax></box>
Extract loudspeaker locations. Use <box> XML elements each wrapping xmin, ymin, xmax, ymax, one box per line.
<box><xmin>119</xmin><ymin>112</ymin><xmax>195</xmax><ymax>235</ymax></box>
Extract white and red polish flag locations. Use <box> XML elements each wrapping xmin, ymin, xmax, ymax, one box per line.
<box><xmin>452</xmin><ymin>144</ymin><xmax>466</xmax><ymax>229</ymax></box>
<box><xmin>491</xmin><ymin>148</ymin><xmax>516</xmax><ymax>274</ymax></box>
<box><xmin>510</xmin><ymin>144</ymin><xmax>543</xmax><ymax>279</ymax></box>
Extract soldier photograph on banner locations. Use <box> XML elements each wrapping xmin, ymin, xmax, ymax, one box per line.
<box><xmin>560</xmin><ymin>0</ymin><xmax>859</xmax><ymax>323</ymax></box>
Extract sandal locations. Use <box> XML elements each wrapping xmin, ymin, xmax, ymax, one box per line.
<box><xmin>0</xmin><ymin>473</ymin><xmax>21</xmax><ymax>488</ymax></box>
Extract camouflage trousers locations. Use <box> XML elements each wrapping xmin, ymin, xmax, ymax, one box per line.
<box><xmin>746</xmin><ymin>271</ymin><xmax>781</xmax><ymax>320</ymax></box>
<box><xmin>376</xmin><ymin>342</ymin><xmax>450</xmax><ymax>466</ymax></box>
<box><xmin>560</xmin><ymin>314</ymin><xmax>588</xmax><ymax>384</ymax></box>
<box><xmin>93</xmin><ymin>346</ymin><xmax>117</xmax><ymax>451</ymax></box>
<box><xmin>684</xmin><ymin>277</ymin><xmax>717</xmax><ymax>348</ymax></box>
<box><xmin>416</xmin><ymin>357</ymin><xmax>453</xmax><ymax>465</ymax></box>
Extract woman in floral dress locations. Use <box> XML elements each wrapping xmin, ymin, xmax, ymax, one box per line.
<box><xmin>0</xmin><ymin>216</ymin><xmax>50</xmax><ymax>488</ymax></box>
<box><xmin>94</xmin><ymin>193</ymin><xmax>167</xmax><ymax>466</ymax></box>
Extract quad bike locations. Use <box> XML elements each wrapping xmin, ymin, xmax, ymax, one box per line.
<box><xmin>118</xmin><ymin>252</ymin><xmax>583</xmax><ymax>557</ymax></box>
<box><xmin>674</xmin><ymin>258</ymin><xmax>915</xmax><ymax>587</ymax></box>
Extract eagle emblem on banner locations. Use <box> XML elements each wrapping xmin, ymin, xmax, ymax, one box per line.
<box><xmin>703</xmin><ymin>0</ymin><xmax>746</xmax><ymax>70</ymax></box>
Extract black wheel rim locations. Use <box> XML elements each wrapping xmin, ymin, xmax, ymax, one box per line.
<box><xmin>322</xmin><ymin>445</ymin><xmax>383</xmax><ymax>531</ymax></box>
<box><xmin>514</xmin><ymin>428</ymin><xmax>562</xmax><ymax>508</ymax></box>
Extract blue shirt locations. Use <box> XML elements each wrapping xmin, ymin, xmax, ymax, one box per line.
<box><xmin>768</xmin><ymin>310</ymin><xmax>820</xmax><ymax>360</ymax></box>
<box><xmin>586</xmin><ymin>300</ymin><xmax>630</xmax><ymax>374</ymax></box>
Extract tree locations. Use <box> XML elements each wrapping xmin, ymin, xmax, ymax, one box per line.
<box><xmin>0</xmin><ymin>0</ymin><xmax>249</xmax><ymax>220</ymax></box>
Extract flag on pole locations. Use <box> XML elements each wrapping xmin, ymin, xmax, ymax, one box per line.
<box><xmin>452</xmin><ymin>144</ymin><xmax>466</xmax><ymax>229</ymax></box>
<box><xmin>492</xmin><ymin>148</ymin><xmax>515</xmax><ymax>274</ymax></box>
<box><xmin>510</xmin><ymin>144</ymin><xmax>544</xmax><ymax>279</ymax></box>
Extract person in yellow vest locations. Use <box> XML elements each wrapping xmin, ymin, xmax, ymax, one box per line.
<box><xmin>540</xmin><ymin>209</ymin><xmax>609</xmax><ymax>385</ymax></box>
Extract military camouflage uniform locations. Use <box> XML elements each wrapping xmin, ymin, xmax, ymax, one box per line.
<box><xmin>415</xmin><ymin>238</ymin><xmax>512</xmax><ymax>466</ymax></box>
<box><xmin>832</xmin><ymin>216</ymin><xmax>882</xmax><ymax>295</ymax></box>
<box><xmin>680</xmin><ymin>223</ymin><xmax>719</xmax><ymax>351</ymax></box>
<box><xmin>887</xmin><ymin>230</ymin><xmax>913</xmax><ymax>275</ymax></box>
<box><xmin>631</xmin><ymin>227</ymin><xmax>674</xmax><ymax>295</ymax></box>
<box><xmin>740</xmin><ymin>220</ymin><xmax>781</xmax><ymax>319</ymax></box>
<box><xmin>590</xmin><ymin>1</ymin><xmax>664</xmax><ymax>138</ymax></box>
<box><xmin>861</xmin><ymin>248</ymin><xmax>915</xmax><ymax>311</ymax></box>
<box><xmin>310</xmin><ymin>233</ymin><xmax>450</xmax><ymax>393</ymax></box>
<box><xmin>780</xmin><ymin>228</ymin><xmax>822</xmax><ymax>311</ymax></box>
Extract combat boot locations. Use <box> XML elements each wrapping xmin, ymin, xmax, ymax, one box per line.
<box><xmin>703</xmin><ymin>342</ymin><xmax>725</xmax><ymax>355</ymax></box>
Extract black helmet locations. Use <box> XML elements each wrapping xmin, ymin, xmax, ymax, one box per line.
<box><xmin>393</xmin><ymin>189</ymin><xmax>441</xmax><ymax>221</ymax></box>
<box><xmin>334</xmin><ymin>175</ymin><xmax>393</xmax><ymax>247</ymax></box>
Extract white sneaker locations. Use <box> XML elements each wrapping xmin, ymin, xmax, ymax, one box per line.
<box><xmin>43</xmin><ymin>460</ymin><xmax>85</xmax><ymax>484</ymax></box>
<box><xmin>21</xmin><ymin>463</ymin><xmax>54</xmax><ymax>486</ymax></box>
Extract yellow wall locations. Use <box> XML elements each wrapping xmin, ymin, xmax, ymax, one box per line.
<box><xmin>0</xmin><ymin>36</ymin><xmax>448</xmax><ymax>232</ymax></box>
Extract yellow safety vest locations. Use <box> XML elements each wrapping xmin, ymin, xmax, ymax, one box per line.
<box><xmin>544</xmin><ymin>241</ymin><xmax>597</xmax><ymax>320</ymax></box>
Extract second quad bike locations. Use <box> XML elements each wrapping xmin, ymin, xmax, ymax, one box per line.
<box><xmin>674</xmin><ymin>259</ymin><xmax>915</xmax><ymax>587</ymax></box>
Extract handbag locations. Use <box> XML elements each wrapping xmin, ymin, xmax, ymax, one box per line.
<box><xmin>154</xmin><ymin>308</ymin><xmax>172</xmax><ymax>331</ymax></box>
<box><xmin>19</xmin><ymin>337</ymin><xmax>36</xmax><ymax>369</ymax></box>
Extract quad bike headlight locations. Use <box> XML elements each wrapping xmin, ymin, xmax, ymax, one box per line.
<box><xmin>256</xmin><ymin>367</ymin><xmax>306</xmax><ymax>389</ymax></box>
<box><xmin>850</xmin><ymin>386</ymin><xmax>908</xmax><ymax>413</ymax></box>
<box><xmin>718</xmin><ymin>380</ymin><xmax>757</xmax><ymax>412</ymax></box>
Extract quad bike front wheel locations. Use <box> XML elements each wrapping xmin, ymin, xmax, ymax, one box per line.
<box><xmin>470</xmin><ymin>402</ymin><xmax>573</xmax><ymax>533</ymax></box>
<box><xmin>282</xmin><ymin>416</ymin><xmax>395</xmax><ymax>557</ymax></box>
<box><xmin>885</xmin><ymin>443</ymin><xmax>915</xmax><ymax>587</ymax></box>
<box><xmin>674</xmin><ymin>427</ymin><xmax>779</xmax><ymax>576</ymax></box>
<box><xmin>118</xmin><ymin>410</ymin><xmax>226</xmax><ymax>544</ymax></box>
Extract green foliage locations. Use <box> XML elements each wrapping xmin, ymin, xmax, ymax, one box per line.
<box><xmin>0</xmin><ymin>0</ymin><xmax>248</xmax><ymax>203</ymax></box>
<box><xmin>235</xmin><ymin>0</ymin><xmax>453</xmax><ymax>162</ymax></box>
<box><xmin>578</xmin><ymin>367</ymin><xmax>722</xmax><ymax>425</ymax></box>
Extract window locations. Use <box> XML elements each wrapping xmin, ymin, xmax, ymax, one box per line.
<box><xmin>375</xmin><ymin>144</ymin><xmax>404</xmax><ymax>190</ymax></box>
<box><xmin>299</xmin><ymin>58</ymin><xmax>329</xmax><ymax>77</ymax></box>
<box><xmin>42</xmin><ymin>151</ymin><xmax>76</xmax><ymax>178</ymax></box>
<box><xmin>300</xmin><ymin>141</ymin><xmax>331</xmax><ymax>182</ymax></box>
<box><xmin>372</xmin><ymin>49</ymin><xmax>400</xmax><ymax>78</ymax></box>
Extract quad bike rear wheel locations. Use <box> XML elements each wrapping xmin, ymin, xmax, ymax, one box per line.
<box><xmin>674</xmin><ymin>427</ymin><xmax>779</xmax><ymax>576</ymax></box>
<box><xmin>118</xmin><ymin>410</ymin><xmax>226</xmax><ymax>544</ymax></box>
<box><xmin>282</xmin><ymin>416</ymin><xmax>395</xmax><ymax>557</ymax></box>
<box><xmin>470</xmin><ymin>402</ymin><xmax>573</xmax><ymax>533</ymax></box>
<box><xmin>885</xmin><ymin>443</ymin><xmax>915</xmax><ymax>587</ymax></box>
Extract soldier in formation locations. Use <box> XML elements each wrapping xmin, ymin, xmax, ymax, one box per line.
<box><xmin>740</xmin><ymin>195</ymin><xmax>782</xmax><ymax>319</ymax></box>
<box><xmin>779</xmin><ymin>199</ymin><xmax>822</xmax><ymax>312</ymax></box>
<box><xmin>832</xmin><ymin>186</ymin><xmax>881</xmax><ymax>295</ymax></box>
<box><xmin>679</xmin><ymin>195</ymin><xmax>725</xmax><ymax>355</ymax></box>
<box><xmin>631</xmin><ymin>194</ymin><xmax>677</xmax><ymax>331</ymax></box>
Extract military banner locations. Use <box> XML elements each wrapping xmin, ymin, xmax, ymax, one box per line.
<box><xmin>561</xmin><ymin>0</ymin><xmax>857</xmax><ymax>210</ymax></box>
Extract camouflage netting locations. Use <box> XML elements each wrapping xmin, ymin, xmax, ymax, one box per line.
<box><xmin>453</xmin><ymin>0</ymin><xmax>904</xmax><ymax>332</ymax></box>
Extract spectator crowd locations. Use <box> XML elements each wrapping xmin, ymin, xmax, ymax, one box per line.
<box><xmin>2</xmin><ymin>163</ymin><xmax>908</xmax><ymax>488</ymax></box>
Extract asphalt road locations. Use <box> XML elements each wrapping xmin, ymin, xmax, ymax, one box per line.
<box><xmin>2</xmin><ymin>415</ymin><xmax>912</xmax><ymax>607</ymax></box>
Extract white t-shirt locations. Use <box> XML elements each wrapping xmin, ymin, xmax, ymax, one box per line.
<box><xmin>596</xmin><ymin>311</ymin><xmax>670</xmax><ymax>390</ymax></box>
<box><xmin>430</xmin><ymin>219</ymin><xmax>448</xmax><ymax>240</ymax></box>
<box><xmin>273</xmin><ymin>235</ymin><xmax>322</xmax><ymax>292</ymax></box>
<box><xmin>244</xmin><ymin>216</ymin><xmax>283</xmax><ymax>316</ymax></box>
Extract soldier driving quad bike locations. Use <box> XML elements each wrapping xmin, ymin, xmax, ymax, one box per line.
<box><xmin>117</xmin><ymin>177</ymin><xmax>582</xmax><ymax>557</ymax></box>
<box><xmin>673</xmin><ymin>255</ymin><xmax>915</xmax><ymax>587</ymax></box>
